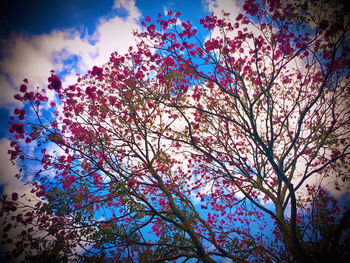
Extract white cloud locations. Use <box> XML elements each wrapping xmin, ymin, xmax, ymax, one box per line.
<box><xmin>0</xmin><ymin>138</ymin><xmax>43</xmax><ymax>262</ymax></box>
<box><xmin>0</xmin><ymin>0</ymin><xmax>141</xmax><ymax>107</ymax></box>
<box><xmin>0</xmin><ymin>137</ymin><xmax>91</xmax><ymax>261</ymax></box>
<box><xmin>0</xmin><ymin>3</ymin><xmax>142</xmax><ymax>257</ymax></box>
<box><xmin>0</xmin><ymin>73</ymin><xmax>16</xmax><ymax>107</ymax></box>
<box><xmin>89</xmin><ymin>15</ymin><xmax>139</xmax><ymax>67</ymax></box>
<box><xmin>113</xmin><ymin>0</ymin><xmax>141</xmax><ymax>20</ymax></box>
<box><xmin>204</xmin><ymin>0</ymin><xmax>240</xmax><ymax>19</ymax></box>
<box><xmin>0</xmin><ymin>138</ymin><xmax>29</xmax><ymax>194</ymax></box>
<box><xmin>201</xmin><ymin>0</ymin><xmax>350</xmax><ymax>204</ymax></box>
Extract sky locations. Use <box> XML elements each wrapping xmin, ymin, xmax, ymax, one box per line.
<box><xmin>1</xmin><ymin>0</ymin><xmax>348</xmax><ymax>199</ymax></box>
<box><xmin>1</xmin><ymin>0</ymin><xmax>349</xmax><ymax>261</ymax></box>
<box><xmin>0</xmin><ymin>0</ymin><xmax>241</xmax><ymax>194</ymax></box>
<box><xmin>0</xmin><ymin>0</ymin><xmax>238</xmax><ymax>130</ymax></box>
<box><xmin>0</xmin><ymin>0</ymin><xmax>239</xmax><ymax>260</ymax></box>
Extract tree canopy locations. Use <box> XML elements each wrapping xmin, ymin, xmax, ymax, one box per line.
<box><xmin>1</xmin><ymin>0</ymin><xmax>350</xmax><ymax>262</ymax></box>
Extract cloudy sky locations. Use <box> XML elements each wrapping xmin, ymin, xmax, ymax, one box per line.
<box><xmin>0</xmin><ymin>1</ymin><xmax>240</xmax><ymax>260</ymax></box>
<box><xmin>0</xmin><ymin>0</ymin><xmax>238</xmax><ymax>129</ymax></box>
<box><xmin>0</xmin><ymin>0</ymin><xmax>240</xmax><ymax>193</ymax></box>
<box><xmin>1</xmin><ymin>0</ymin><xmax>349</xmax><ymax>211</ymax></box>
<box><xmin>0</xmin><ymin>0</ymin><xmax>349</xmax><ymax>260</ymax></box>
<box><xmin>0</xmin><ymin>1</ymin><xmax>238</xmax><ymax>260</ymax></box>
<box><xmin>1</xmin><ymin>0</ymin><xmax>348</xmax><ymax>207</ymax></box>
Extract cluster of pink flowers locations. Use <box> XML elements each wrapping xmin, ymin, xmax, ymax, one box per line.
<box><xmin>48</xmin><ymin>74</ymin><xmax>62</xmax><ymax>91</ymax></box>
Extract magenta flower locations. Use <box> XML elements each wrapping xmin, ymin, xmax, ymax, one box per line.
<box><xmin>48</xmin><ymin>74</ymin><xmax>62</xmax><ymax>91</ymax></box>
<box><xmin>9</xmin><ymin>123</ymin><xmax>25</xmax><ymax>134</ymax></box>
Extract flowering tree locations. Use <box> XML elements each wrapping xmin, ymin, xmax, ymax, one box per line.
<box><xmin>2</xmin><ymin>0</ymin><xmax>350</xmax><ymax>262</ymax></box>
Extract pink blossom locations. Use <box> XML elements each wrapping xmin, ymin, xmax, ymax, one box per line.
<box><xmin>9</xmin><ymin>123</ymin><xmax>24</xmax><ymax>134</ymax></box>
<box><xmin>48</xmin><ymin>74</ymin><xmax>62</xmax><ymax>91</ymax></box>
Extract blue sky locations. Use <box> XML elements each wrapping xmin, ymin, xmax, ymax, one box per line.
<box><xmin>0</xmin><ymin>3</ymin><xmax>247</xmax><ymax>261</ymax></box>
<box><xmin>0</xmin><ymin>1</ymin><xmax>241</xmax><ymax>260</ymax></box>
<box><xmin>1</xmin><ymin>0</ymin><xmax>349</xmax><ymax>261</ymax></box>
<box><xmin>0</xmin><ymin>0</ymin><xmax>241</xmax><ymax>194</ymax></box>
